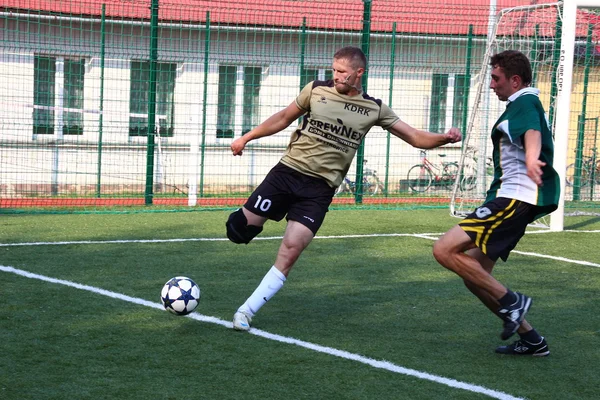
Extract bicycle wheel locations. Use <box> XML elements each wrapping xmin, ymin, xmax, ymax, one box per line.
<box><xmin>407</xmin><ymin>165</ymin><xmax>432</xmax><ymax>192</ymax></box>
<box><xmin>457</xmin><ymin>164</ymin><xmax>477</xmax><ymax>191</ymax></box>
<box><xmin>442</xmin><ymin>163</ymin><xmax>459</xmax><ymax>187</ymax></box>
<box><xmin>460</xmin><ymin>173</ymin><xmax>477</xmax><ymax>191</ymax></box>
<box><xmin>566</xmin><ymin>164</ymin><xmax>589</xmax><ymax>187</ymax></box>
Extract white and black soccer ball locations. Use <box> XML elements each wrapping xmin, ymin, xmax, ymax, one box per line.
<box><xmin>160</xmin><ymin>276</ymin><xmax>201</xmax><ymax>315</ymax></box>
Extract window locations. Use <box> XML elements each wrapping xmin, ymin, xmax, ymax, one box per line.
<box><xmin>429</xmin><ymin>74</ymin><xmax>448</xmax><ymax>134</ymax></box>
<box><xmin>300</xmin><ymin>68</ymin><xmax>333</xmax><ymax>88</ymax></box>
<box><xmin>63</xmin><ymin>59</ymin><xmax>85</xmax><ymax>135</ymax></box>
<box><xmin>33</xmin><ymin>56</ymin><xmax>85</xmax><ymax>135</ymax></box>
<box><xmin>429</xmin><ymin>73</ymin><xmax>470</xmax><ymax>134</ymax></box>
<box><xmin>300</xmin><ymin>68</ymin><xmax>319</xmax><ymax>89</ymax></box>
<box><xmin>242</xmin><ymin>67</ymin><xmax>262</xmax><ymax>135</ymax></box>
<box><xmin>452</xmin><ymin>75</ymin><xmax>469</xmax><ymax>133</ymax></box>
<box><xmin>129</xmin><ymin>61</ymin><xmax>176</xmax><ymax>137</ymax></box>
<box><xmin>217</xmin><ymin>65</ymin><xmax>264</xmax><ymax>138</ymax></box>
<box><xmin>216</xmin><ymin>65</ymin><xmax>237</xmax><ymax>139</ymax></box>
<box><xmin>33</xmin><ymin>56</ymin><xmax>55</xmax><ymax>135</ymax></box>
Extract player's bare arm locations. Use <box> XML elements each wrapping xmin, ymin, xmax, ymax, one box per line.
<box><xmin>523</xmin><ymin>128</ymin><xmax>545</xmax><ymax>186</ymax></box>
<box><xmin>388</xmin><ymin>120</ymin><xmax>462</xmax><ymax>149</ymax></box>
<box><xmin>231</xmin><ymin>102</ymin><xmax>305</xmax><ymax>156</ymax></box>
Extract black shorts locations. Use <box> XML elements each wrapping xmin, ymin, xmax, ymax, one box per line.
<box><xmin>244</xmin><ymin>162</ymin><xmax>336</xmax><ymax>235</ymax></box>
<box><xmin>459</xmin><ymin>197</ymin><xmax>541</xmax><ymax>262</ymax></box>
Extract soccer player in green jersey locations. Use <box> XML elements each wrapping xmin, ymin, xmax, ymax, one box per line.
<box><xmin>433</xmin><ymin>50</ymin><xmax>559</xmax><ymax>356</ymax></box>
<box><xmin>226</xmin><ymin>46</ymin><xmax>462</xmax><ymax>331</ymax></box>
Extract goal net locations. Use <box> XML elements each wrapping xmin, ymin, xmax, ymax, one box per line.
<box><xmin>450</xmin><ymin>1</ymin><xmax>600</xmax><ymax>229</ymax></box>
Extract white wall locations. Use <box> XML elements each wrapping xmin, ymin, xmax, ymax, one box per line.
<box><xmin>0</xmin><ymin>18</ymin><xmax>484</xmax><ymax>196</ymax></box>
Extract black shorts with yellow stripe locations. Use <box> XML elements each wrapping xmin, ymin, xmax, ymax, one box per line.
<box><xmin>459</xmin><ymin>197</ymin><xmax>539</xmax><ymax>262</ymax></box>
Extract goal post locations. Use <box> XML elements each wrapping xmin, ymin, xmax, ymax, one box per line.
<box><xmin>551</xmin><ymin>0</ymin><xmax>600</xmax><ymax>231</ymax></box>
<box><xmin>450</xmin><ymin>1</ymin><xmax>600</xmax><ymax>230</ymax></box>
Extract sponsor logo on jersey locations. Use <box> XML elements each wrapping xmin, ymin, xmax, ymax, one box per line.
<box><xmin>307</xmin><ymin>118</ymin><xmax>365</xmax><ymax>143</ymax></box>
<box><xmin>344</xmin><ymin>103</ymin><xmax>370</xmax><ymax>116</ymax></box>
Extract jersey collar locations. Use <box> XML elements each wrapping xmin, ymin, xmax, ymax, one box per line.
<box><xmin>506</xmin><ymin>87</ymin><xmax>540</xmax><ymax>105</ymax></box>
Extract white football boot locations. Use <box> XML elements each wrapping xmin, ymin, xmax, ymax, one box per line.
<box><xmin>232</xmin><ymin>311</ymin><xmax>252</xmax><ymax>331</ymax></box>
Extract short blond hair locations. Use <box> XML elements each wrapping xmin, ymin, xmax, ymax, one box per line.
<box><xmin>334</xmin><ymin>46</ymin><xmax>367</xmax><ymax>70</ymax></box>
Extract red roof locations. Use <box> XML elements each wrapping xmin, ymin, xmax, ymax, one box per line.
<box><xmin>1</xmin><ymin>0</ymin><xmax>597</xmax><ymax>37</ymax></box>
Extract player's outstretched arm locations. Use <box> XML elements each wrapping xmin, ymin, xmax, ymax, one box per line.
<box><xmin>231</xmin><ymin>102</ymin><xmax>305</xmax><ymax>156</ymax></box>
<box><xmin>388</xmin><ymin>120</ymin><xmax>461</xmax><ymax>149</ymax></box>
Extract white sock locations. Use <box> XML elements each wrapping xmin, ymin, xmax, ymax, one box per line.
<box><xmin>238</xmin><ymin>266</ymin><xmax>286</xmax><ymax>317</ymax></box>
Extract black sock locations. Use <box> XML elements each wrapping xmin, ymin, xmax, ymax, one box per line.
<box><xmin>498</xmin><ymin>290</ymin><xmax>517</xmax><ymax>308</ymax></box>
<box><xmin>520</xmin><ymin>329</ymin><xmax>543</xmax><ymax>344</ymax></box>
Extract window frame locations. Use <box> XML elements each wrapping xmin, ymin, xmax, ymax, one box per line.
<box><xmin>451</xmin><ymin>74</ymin><xmax>469</xmax><ymax>134</ymax></box>
<box><xmin>63</xmin><ymin>58</ymin><xmax>85</xmax><ymax>135</ymax></box>
<box><xmin>33</xmin><ymin>55</ymin><xmax>85</xmax><ymax>136</ymax></box>
<box><xmin>242</xmin><ymin>66</ymin><xmax>262</xmax><ymax>136</ymax></box>
<box><xmin>129</xmin><ymin>60</ymin><xmax>177</xmax><ymax>138</ymax></box>
<box><xmin>217</xmin><ymin>65</ymin><xmax>265</xmax><ymax>138</ymax></box>
<box><xmin>216</xmin><ymin>65</ymin><xmax>237</xmax><ymax>139</ymax></box>
<box><xmin>33</xmin><ymin>55</ymin><xmax>56</xmax><ymax>135</ymax></box>
<box><xmin>429</xmin><ymin>73</ymin><xmax>448</xmax><ymax>134</ymax></box>
<box><xmin>300</xmin><ymin>67</ymin><xmax>333</xmax><ymax>88</ymax></box>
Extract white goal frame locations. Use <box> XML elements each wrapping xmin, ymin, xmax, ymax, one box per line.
<box><xmin>551</xmin><ymin>0</ymin><xmax>600</xmax><ymax>231</ymax></box>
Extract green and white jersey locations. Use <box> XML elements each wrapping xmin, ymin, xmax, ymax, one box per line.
<box><xmin>486</xmin><ymin>87</ymin><xmax>560</xmax><ymax>214</ymax></box>
<box><xmin>280</xmin><ymin>80</ymin><xmax>400</xmax><ymax>188</ymax></box>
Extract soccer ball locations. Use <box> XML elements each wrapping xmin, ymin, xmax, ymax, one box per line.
<box><xmin>160</xmin><ymin>276</ymin><xmax>201</xmax><ymax>315</ymax></box>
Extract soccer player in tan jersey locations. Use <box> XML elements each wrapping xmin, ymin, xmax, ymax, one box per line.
<box><xmin>226</xmin><ymin>46</ymin><xmax>461</xmax><ymax>331</ymax></box>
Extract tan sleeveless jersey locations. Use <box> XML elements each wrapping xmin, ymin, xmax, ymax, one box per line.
<box><xmin>279</xmin><ymin>80</ymin><xmax>400</xmax><ymax>188</ymax></box>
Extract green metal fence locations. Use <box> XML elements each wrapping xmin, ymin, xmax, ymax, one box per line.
<box><xmin>0</xmin><ymin>0</ymin><xmax>599</xmax><ymax>212</ymax></box>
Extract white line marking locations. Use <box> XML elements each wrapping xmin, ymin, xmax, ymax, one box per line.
<box><xmin>524</xmin><ymin>229</ymin><xmax>600</xmax><ymax>234</ymax></box>
<box><xmin>414</xmin><ymin>235</ymin><xmax>600</xmax><ymax>268</ymax></box>
<box><xmin>1</xmin><ymin>232</ymin><xmax>597</xmax><ymax>268</ymax></box>
<box><xmin>511</xmin><ymin>250</ymin><xmax>600</xmax><ymax>268</ymax></box>
<box><xmin>410</xmin><ymin>235</ymin><xmax>600</xmax><ymax>268</ymax></box>
<box><xmin>0</xmin><ymin>264</ymin><xmax>524</xmax><ymax>400</ymax></box>
<box><xmin>2</xmin><ymin>228</ymin><xmax>597</xmax><ymax>248</ymax></box>
<box><xmin>412</xmin><ymin>234</ymin><xmax>441</xmax><ymax>241</ymax></box>
<box><xmin>0</xmin><ymin>233</ymin><xmax>445</xmax><ymax>247</ymax></box>
<box><xmin>0</xmin><ymin>238</ymin><xmax>233</xmax><ymax>246</ymax></box>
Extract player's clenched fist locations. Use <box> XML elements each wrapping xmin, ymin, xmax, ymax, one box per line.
<box><xmin>444</xmin><ymin>127</ymin><xmax>462</xmax><ymax>144</ymax></box>
<box><xmin>231</xmin><ymin>136</ymin><xmax>248</xmax><ymax>156</ymax></box>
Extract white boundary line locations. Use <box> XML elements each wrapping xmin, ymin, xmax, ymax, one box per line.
<box><xmin>0</xmin><ymin>233</ymin><xmax>445</xmax><ymax>247</ymax></box>
<box><xmin>2</xmin><ymin>232</ymin><xmax>598</xmax><ymax>268</ymax></box>
<box><xmin>511</xmin><ymin>250</ymin><xmax>600</xmax><ymax>268</ymax></box>
<box><xmin>525</xmin><ymin>229</ymin><xmax>600</xmax><ymax>234</ymax></box>
<box><xmin>0</xmin><ymin>264</ymin><xmax>524</xmax><ymax>400</ymax></box>
<box><xmin>409</xmin><ymin>234</ymin><xmax>600</xmax><ymax>269</ymax></box>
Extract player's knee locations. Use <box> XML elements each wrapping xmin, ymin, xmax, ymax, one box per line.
<box><xmin>226</xmin><ymin>208</ymin><xmax>263</xmax><ymax>244</ymax></box>
<box><xmin>432</xmin><ymin>239</ymin><xmax>447</xmax><ymax>265</ymax></box>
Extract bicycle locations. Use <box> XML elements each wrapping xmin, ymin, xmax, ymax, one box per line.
<box><xmin>406</xmin><ymin>151</ymin><xmax>460</xmax><ymax>192</ymax></box>
<box><xmin>566</xmin><ymin>147</ymin><xmax>600</xmax><ymax>187</ymax></box>
<box><xmin>456</xmin><ymin>151</ymin><xmax>494</xmax><ymax>192</ymax></box>
<box><xmin>334</xmin><ymin>160</ymin><xmax>385</xmax><ymax>196</ymax></box>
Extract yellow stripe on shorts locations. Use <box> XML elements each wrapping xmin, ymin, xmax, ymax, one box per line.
<box><xmin>461</xmin><ymin>199</ymin><xmax>518</xmax><ymax>253</ymax></box>
<box><xmin>479</xmin><ymin>199</ymin><xmax>518</xmax><ymax>253</ymax></box>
